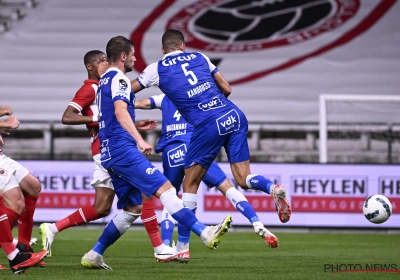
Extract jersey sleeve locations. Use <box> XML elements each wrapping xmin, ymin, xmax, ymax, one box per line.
<box><xmin>69</xmin><ymin>84</ymin><xmax>97</xmax><ymax>112</ymax></box>
<box><xmin>111</xmin><ymin>74</ymin><xmax>131</xmax><ymax>103</ymax></box>
<box><xmin>136</xmin><ymin>62</ymin><xmax>159</xmax><ymax>88</ymax></box>
<box><xmin>199</xmin><ymin>52</ymin><xmax>219</xmax><ymax>76</ymax></box>
<box><xmin>149</xmin><ymin>94</ymin><xmax>165</xmax><ymax>109</ymax></box>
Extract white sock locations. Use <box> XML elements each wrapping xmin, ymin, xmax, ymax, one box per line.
<box><xmin>49</xmin><ymin>223</ymin><xmax>59</xmax><ymax>235</ymax></box>
<box><xmin>7</xmin><ymin>249</ymin><xmax>18</xmax><ymax>261</ymax></box>
<box><xmin>154</xmin><ymin>244</ymin><xmax>166</xmax><ymax>254</ymax></box>
<box><xmin>113</xmin><ymin>210</ymin><xmax>141</xmax><ymax>235</ymax></box>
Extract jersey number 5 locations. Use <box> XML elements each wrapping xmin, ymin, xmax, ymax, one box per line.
<box><xmin>181</xmin><ymin>63</ymin><xmax>198</xmax><ymax>85</ymax></box>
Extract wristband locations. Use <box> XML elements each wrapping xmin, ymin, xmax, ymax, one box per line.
<box><xmin>92</xmin><ymin>115</ymin><xmax>99</xmax><ymax>122</ymax></box>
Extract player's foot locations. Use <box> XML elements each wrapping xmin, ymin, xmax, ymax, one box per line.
<box><xmin>81</xmin><ymin>250</ymin><xmax>112</xmax><ymax>270</ymax></box>
<box><xmin>253</xmin><ymin>221</ymin><xmax>279</xmax><ymax>248</ymax></box>
<box><xmin>0</xmin><ymin>263</ymin><xmax>8</xmax><ymax>270</ymax></box>
<box><xmin>39</xmin><ymin>223</ymin><xmax>55</xmax><ymax>257</ymax></box>
<box><xmin>170</xmin><ymin>241</ymin><xmax>190</xmax><ymax>263</ymax></box>
<box><xmin>201</xmin><ymin>215</ymin><xmax>232</xmax><ymax>249</ymax></box>
<box><xmin>16</xmin><ymin>242</ymin><xmax>47</xmax><ymax>267</ymax></box>
<box><xmin>271</xmin><ymin>185</ymin><xmax>291</xmax><ymax>223</ymax></box>
<box><xmin>8</xmin><ymin>250</ymin><xmax>48</xmax><ymax>275</ymax></box>
<box><xmin>154</xmin><ymin>244</ymin><xmax>190</xmax><ymax>263</ymax></box>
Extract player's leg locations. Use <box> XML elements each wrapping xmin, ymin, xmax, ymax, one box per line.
<box><xmin>160</xmin><ymin>145</ymin><xmax>184</xmax><ymax>247</ymax></box>
<box><xmin>1</xmin><ymin>176</ymin><xmax>48</xmax><ymax>274</ymax></box>
<box><xmin>40</xmin><ymin>156</ymin><xmax>115</xmax><ymax>256</ymax></box>
<box><xmin>225</xmin><ymin>114</ymin><xmax>291</xmax><ymax>223</ymax></box>
<box><xmin>155</xmin><ymin>180</ymin><xmax>232</xmax><ymax>251</ymax></box>
<box><xmin>16</xmin><ymin>171</ymin><xmax>48</xmax><ymax>266</ymax></box>
<box><xmin>205</xmin><ymin>163</ymin><xmax>278</xmax><ymax>248</ymax></box>
<box><xmin>81</xmin><ymin>174</ymin><xmax>142</xmax><ymax>270</ymax></box>
<box><xmin>141</xmin><ymin>193</ymin><xmax>168</xmax><ymax>256</ymax></box>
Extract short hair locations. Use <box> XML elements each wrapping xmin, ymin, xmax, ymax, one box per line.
<box><xmin>106</xmin><ymin>36</ymin><xmax>134</xmax><ymax>64</ymax></box>
<box><xmin>83</xmin><ymin>50</ymin><xmax>104</xmax><ymax>65</ymax></box>
<box><xmin>162</xmin><ymin>29</ymin><xmax>185</xmax><ymax>52</ymax></box>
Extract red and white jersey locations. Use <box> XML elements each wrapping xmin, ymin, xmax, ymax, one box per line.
<box><xmin>69</xmin><ymin>79</ymin><xmax>100</xmax><ymax>156</ymax></box>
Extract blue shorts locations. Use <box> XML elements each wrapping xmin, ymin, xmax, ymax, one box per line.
<box><xmin>162</xmin><ymin>142</ymin><xmax>227</xmax><ymax>192</ymax></box>
<box><xmin>102</xmin><ymin>143</ymin><xmax>168</xmax><ymax>209</ymax></box>
<box><xmin>185</xmin><ymin>108</ymin><xmax>250</xmax><ymax>169</ymax></box>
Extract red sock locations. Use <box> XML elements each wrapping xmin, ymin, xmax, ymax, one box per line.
<box><xmin>18</xmin><ymin>195</ymin><xmax>38</xmax><ymax>249</ymax></box>
<box><xmin>141</xmin><ymin>199</ymin><xmax>162</xmax><ymax>248</ymax></box>
<box><xmin>0</xmin><ymin>211</ymin><xmax>16</xmax><ymax>255</ymax></box>
<box><xmin>3</xmin><ymin>207</ymin><xmax>20</xmax><ymax>229</ymax></box>
<box><xmin>55</xmin><ymin>205</ymin><xmax>100</xmax><ymax>232</ymax></box>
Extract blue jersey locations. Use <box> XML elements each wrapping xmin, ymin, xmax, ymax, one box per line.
<box><xmin>96</xmin><ymin>67</ymin><xmax>136</xmax><ymax>162</ymax></box>
<box><xmin>148</xmin><ymin>94</ymin><xmax>193</xmax><ymax>153</ymax></box>
<box><xmin>137</xmin><ymin>50</ymin><xmax>237</xmax><ymax>127</ymax></box>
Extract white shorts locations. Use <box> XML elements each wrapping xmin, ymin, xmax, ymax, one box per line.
<box><xmin>91</xmin><ymin>154</ymin><xmax>113</xmax><ymax>189</ymax></box>
<box><xmin>0</xmin><ymin>153</ymin><xmax>29</xmax><ymax>194</ymax></box>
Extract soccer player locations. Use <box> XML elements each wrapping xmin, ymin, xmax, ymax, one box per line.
<box><xmin>80</xmin><ymin>36</ymin><xmax>232</xmax><ymax>270</ymax></box>
<box><xmin>0</xmin><ymin>107</ymin><xmax>48</xmax><ymax>274</ymax></box>
<box><xmin>132</xmin><ymin>29</ymin><xmax>291</xmax><ymax>230</ymax></box>
<box><xmin>135</xmin><ymin>94</ymin><xmax>279</xmax><ymax>262</ymax></box>
<box><xmin>38</xmin><ymin>50</ymin><xmax>170</xmax><ymax>261</ymax></box>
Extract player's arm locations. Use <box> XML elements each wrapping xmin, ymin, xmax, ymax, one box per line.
<box><xmin>134</xmin><ymin>97</ymin><xmax>152</xmax><ymax>109</ymax></box>
<box><xmin>213</xmin><ymin>71</ymin><xmax>232</xmax><ymax>98</ymax></box>
<box><xmin>0</xmin><ymin>105</ymin><xmax>13</xmax><ymax>117</ymax></box>
<box><xmin>114</xmin><ymin>100</ymin><xmax>153</xmax><ymax>155</ymax></box>
<box><xmin>135</xmin><ymin>119</ymin><xmax>158</xmax><ymax>131</ymax></box>
<box><xmin>131</xmin><ymin>79</ymin><xmax>144</xmax><ymax>95</ymax></box>
<box><xmin>62</xmin><ymin>105</ymin><xmax>97</xmax><ymax>125</ymax></box>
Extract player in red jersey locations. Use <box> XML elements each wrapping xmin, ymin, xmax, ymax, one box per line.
<box><xmin>39</xmin><ymin>51</ymin><xmax>172</xmax><ymax>265</ymax></box>
<box><xmin>0</xmin><ymin>107</ymin><xmax>48</xmax><ymax>274</ymax></box>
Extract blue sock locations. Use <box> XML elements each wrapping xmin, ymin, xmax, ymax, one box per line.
<box><xmin>160</xmin><ymin>220</ymin><xmax>174</xmax><ymax>246</ymax></box>
<box><xmin>92</xmin><ymin>220</ymin><xmax>121</xmax><ymax>255</ymax></box>
<box><xmin>236</xmin><ymin>201</ymin><xmax>259</xmax><ymax>224</ymax></box>
<box><xmin>247</xmin><ymin>175</ymin><xmax>274</xmax><ymax>194</ymax></box>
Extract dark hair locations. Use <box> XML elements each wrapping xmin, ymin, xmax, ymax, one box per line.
<box><xmin>106</xmin><ymin>36</ymin><xmax>134</xmax><ymax>64</ymax></box>
<box><xmin>162</xmin><ymin>29</ymin><xmax>185</xmax><ymax>52</ymax></box>
<box><xmin>83</xmin><ymin>50</ymin><xmax>104</xmax><ymax>65</ymax></box>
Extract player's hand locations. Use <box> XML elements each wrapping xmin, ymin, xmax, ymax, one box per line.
<box><xmin>137</xmin><ymin>139</ymin><xmax>153</xmax><ymax>156</ymax></box>
<box><xmin>136</xmin><ymin>119</ymin><xmax>158</xmax><ymax>131</ymax></box>
<box><xmin>98</xmin><ymin>60</ymin><xmax>109</xmax><ymax>77</ymax></box>
<box><xmin>5</xmin><ymin>116</ymin><xmax>20</xmax><ymax>129</ymax></box>
<box><xmin>0</xmin><ymin>105</ymin><xmax>13</xmax><ymax>116</ymax></box>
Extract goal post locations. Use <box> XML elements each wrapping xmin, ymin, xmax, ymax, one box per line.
<box><xmin>319</xmin><ymin>94</ymin><xmax>400</xmax><ymax>163</ymax></box>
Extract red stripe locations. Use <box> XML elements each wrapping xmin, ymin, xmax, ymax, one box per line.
<box><xmin>131</xmin><ymin>0</ymin><xmax>176</xmax><ymax>73</ymax></box>
<box><xmin>229</xmin><ymin>0</ymin><xmax>396</xmax><ymax>85</ymax></box>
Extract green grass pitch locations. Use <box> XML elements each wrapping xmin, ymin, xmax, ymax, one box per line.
<box><xmin>1</xmin><ymin>228</ymin><xmax>399</xmax><ymax>279</ymax></box>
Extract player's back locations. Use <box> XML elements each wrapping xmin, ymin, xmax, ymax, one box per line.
<box><xmin>157</xmin><ymin>51</ymin><xmax>236</xmax><ymax>127</ymax></box>
<box><xmin>97</xmin><ymin>67</ymin><xmax>136</xmax><ymax>151</ymax></box>
<box><xmin>153</xmin><ymin>94</ymin><xmax>193</xmax><ymax>153</ymax></box>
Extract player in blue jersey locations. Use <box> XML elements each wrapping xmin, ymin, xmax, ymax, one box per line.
<box><xmin>135</xmin><ymin>94</ymin><xmax>279</xmax><ymax>262</ymax></box>
<box><xmin>132</xmin><ymin>29</ymin><xmax>291</xmax><ymax>232</ymax></box>
<box><xmin>80</xmin><ymin>36</ymin><xmax>232</xmax><ymax>269</ymax></box>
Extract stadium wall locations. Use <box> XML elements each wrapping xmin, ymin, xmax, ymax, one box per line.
<box><xmin>24</xmin><ymin>160</ymin><xmax>400</xmax><ymax>228</ymax></box>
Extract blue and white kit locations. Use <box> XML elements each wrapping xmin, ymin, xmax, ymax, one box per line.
<box><xmin>97</xmin><ymin>67</ymin><xmax>167</xmax><ymax>208</ymax></box>
<box><xmin>137</xmin><ymin>50</ymin><xmax>250</xmax><ymax>169</ymax></box>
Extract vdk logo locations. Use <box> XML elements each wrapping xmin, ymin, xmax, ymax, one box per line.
<box><xmin>216</xmin><ymin>109</ymin><xmax>240</xmax><ymax>135</ymax></box>
<box><xmin>167</xmin><ymin>144</ymin><xmax>187</xmax><ymax>167</ymax></box>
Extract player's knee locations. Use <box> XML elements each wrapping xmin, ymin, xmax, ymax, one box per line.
<box><xmin>30</xmin><ymin>179</ymin><xmax>42</xmax><ymax>195</ymax></box>
<box><xmin>11</xmin><ymin>197</ymin><xmax>25</xmax><ymax>215</ymax></box>
<box><xmin>94</xmin><ymin>204</ymin><xmax>112</xmax><ymax>217</ymax></box>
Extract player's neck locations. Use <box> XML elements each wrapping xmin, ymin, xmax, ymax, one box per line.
<box><xmin>109</xmin><ymin>62</ymin><xmax>125</xmax><ymax>74</ymax></box>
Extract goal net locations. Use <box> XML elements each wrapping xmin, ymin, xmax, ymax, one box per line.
<box><xmin>319</xmin><ymin>94</ymin><xmax>400</xmax><ymax>164</ymax></box>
